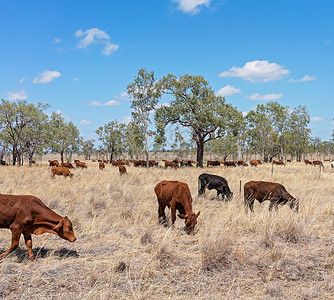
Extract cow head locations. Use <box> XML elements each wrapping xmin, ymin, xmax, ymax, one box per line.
<box><xmin>178</xmin><ymin>211</ymin><xmax>201</xmax><ymax>234</ymax></box>
<box><xmin>289</xmin><ymin>198</ymin><xmax>299</xmax><ymax>213</ymax></box>
<box><xmin>53</xmin><ymin>216</ymin><xmax>76</xmax><ymax>242</ymax></box>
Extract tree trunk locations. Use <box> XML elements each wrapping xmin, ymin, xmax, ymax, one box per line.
<box><xmin>196</xmin><ymin>141</ymin><xmax>204</xmax><ymax>168</ymax></box>
<box><xmin>145</xmin><ymin>125</ymin><xmax>149</xmax><ymax>167</ymax></box>
<box><xmin>28</xmin><ymin>152</ymin><xmax>34</xmax><ymax>167</ymax></box>
<box><xmin>60</xmin><ymin>150</ymin><xmax>64</xmax><ymax>163</ymax></box>
<box><xmin>110</xmin><ymin>151</ymin><xmax>113</xmax><ymax>163</ymax></box>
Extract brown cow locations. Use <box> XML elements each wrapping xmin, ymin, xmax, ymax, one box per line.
<box><xmin>224</xmin><ymin>161</ymin><xmax>236</xmax><ymax>167</ymax></box>
<box><xmin>154</xmin><ymin>180</ymin><xmax>200</xmax><ymax>234</ymax></box>
<box><xmin>164</xmin><ymin>161</ymin><xmax>178</xmax><ymax>169</ymax></box>
<box><xmin>61</xmin><ymin>162</ymin><xmax>75</xmax><ymax>169</ymax></box>
<box><xmin>312</xmin><ymin>160</ymin><xmax>324</xmax><ymax>169</ymax></box>
<box><xmin>207</xmin><ymin>160</ymin><xmax>220</xmax><ymax>167</ymax></box>
<box><xmin>0</xmin><ymin>194</ymin><xmax>76</xmax><ymax>260</ymax></box>
<box><xmin>244</xmin><ymin>181</ymin><xmax>299</xmax><ymax>213</ymax></box>
<box><xmin>237</xmin><ymin>160</ymin><xmax>245</xmax><ymax>166</ymax></box>
<box><xmin>304</xmin><ymin>159</ymin><xmax>313</xmax><ymax>165</ymax></box>
<box><xmin>119</xmin><ymin>165</ymin><xmax>127</xmax><ymax>175</ymax></box>
<box><xmin>273</xmin><ymin>160</ymin><xmax>285</xmax><ymax>166</ymax></box>
<box><xmin>76</xmin><ymin>161</ymin><xmax>87</xmax><ymax>169</ymax></box>
<box><xmin>250</xmin><ymin>160</ymin><xmax>259</xmax><ymax>167</ymax></box>
<box><xmin>49</xmin><ymin>160</ymin><xmax>60</xmax><ymax>167</ymax></box>
<box><xmin>99</xmin><ymin>162</ymin><xmax>105</xmax><ymax>170</ymax></box>
<box><xmin>51</xmin><ymin>167</ymin><xmax>73</xmax><ymax>178</ymax></box>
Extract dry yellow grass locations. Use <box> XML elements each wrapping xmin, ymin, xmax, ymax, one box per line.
<box><xmin>0</xmin><ymin>162</ymin><xmax>333</xmax><ymax>299</ymax></box>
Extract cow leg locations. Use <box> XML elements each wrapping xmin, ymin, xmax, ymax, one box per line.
<box><xmin>170</xmin><ymin>204</ymin><xmax>177</xmax><ymax>225</ymax></box>
<box><xmin>247</xmin><ymin>199</ymin><xmax>255</xmax><ymax>213</ymax></box>
<box><xmin>269</xmin><ymin>202</ymin><xmax>274</xmax><ymax>212</ymax></box>
<box><xmin>0</xmin><ymin>225</ymin><xmax>22</xmax><ymax>259</ymax></box>
<box><xmin>23</xmin><ymin>233</ymin><xmax>35</xmax><ymax>261</ymax></box>
<box><xmin>158</xmin><ymin>203</ymin><xmax>167</xmax><ymax>225</ymax></box>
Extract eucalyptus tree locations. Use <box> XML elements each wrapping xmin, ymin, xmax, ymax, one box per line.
<box><xmin>155</xmin><ymin>74</ymin><xmax>244</xmax><ymax>167</ymax></box>
<box><xmin>96</xmin><ymin>120</ymin><xmax>126</xmax><ymax>162</ymax></box>
<box><xmin>127</xmin><ymin>68</ymin><xmax>163</xmax><ymax>166</ymax></box>
<box><xmin>125</xmin><ymin>121</ymin><xmax>144</xmax><ymax>159</ymax></box>
<box><xmin>81</xmin><ymin>139</ymin><xmax>95</xmax><ymax>160</ymax></box>
<box><xmin>49</xmin><ymin>112</ymin><xmax>81</xmax><ymax>163</ymax></box>
<box><xmin>0</xmin><ymin>99</ymin><xmax>49</xmax><ymax>165</ymax></box>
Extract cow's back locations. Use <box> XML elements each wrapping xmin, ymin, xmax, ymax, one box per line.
<box><xmin>155</xmin><ymin>180</ymin><xmax>190</xmax><ymax>206</ymax></box>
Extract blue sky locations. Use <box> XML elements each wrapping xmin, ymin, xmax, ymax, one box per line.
<box><xmin>1</xmin><ymin>0</ymin><xmax>333</xmax><ymax>141</ymax></box>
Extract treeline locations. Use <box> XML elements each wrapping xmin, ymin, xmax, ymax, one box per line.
<box><xmin>1</xmin><ymin>69</ymin><xmax>333</xmax><ymax>167</ymax></box>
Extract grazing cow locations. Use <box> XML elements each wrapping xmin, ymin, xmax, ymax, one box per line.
<box><xmin>0</xmin><ymin>160</ymin><xmax>8</xmax><ymax>166</ymax></box>
<box><xmin>119</xmin><ymin>165</ymin><xmax>127</xmax><ymax>175</ymax></box>
<box><xmin>51</xmin><ymin>167</ymin><xmax>73</xmax><ymax>178</ymax></box>
<box><xmin>304</xmin><ymin>159</ymin><xmax>313</xmax><ymax>165</ymax></box>
<box><xmin>49</xmin><ymin>160</ymin><xmax>60</xmax><ymax>167</ymax></box>
<box><xmin>154</xmin><ymin>180</ymin><xmax>200</xmax><ymax>234</ymax></box>
<box><xmin>312</xmin><ymin>161</ymin><xmax>324</xmax><ymax>169</ymax></box>
<box><xmin>164</xmin><ymin>161</ymin><xmax>178</xmax><ymax>169</ymax></box>
<box><xmin>207</xmin><ymin>160</ymin><xmax>220</xmax><ymax>167</ymax></box>
<box><xmin>250</xmin><ymin>160</ymin><xmax>259</xmax><ymax>167</ymax></box>
<box><xmin>198</xmin><ymin>173</ymin><xmax>233</xmax><ymax>201</ymax></box>
<box><xmin>149</xmin><ymin>160</ymin><xmax>159</xmax><ymax>167</ymax></box>
<box><xmin>256</xmin><ymin>160</ymin><xmax>262</xmax><ymax>165</ymax></box>
<box><xmin>103</xmin><ymin>159</ymin><xmax>109</xmax><ymax>164</ymax></box>
<box><xmin>74</xmin><ymin>160</ymin><xmax>80</xmax><ymax>163</ymax></box>
<box><xmin>0</xmin><ymin>194</ymin><xmax>76</xmax><ymax>260</ymax></box>
<box><xmin>237</xmin><ymin>160</ymin><xmax>245</xmax><ymax>166</ymax></box>
<box><xmin>287</xmin><ymin>159</ymin><xmax>292</xmax><ymax>163</ymax></box>
<box><xmin>244</xmin><ymin>181</ymin><xmax>299</xmax><ymax>213</ymax></box>
<box><xmin>61</xmin><ymin>162</ymin><xmax>75</xmax><ymax>169</ymax></box>
<box><xmin>273</xmin><ymin>160</ymin><xmax>285</xmax><ymax>166</ymax></box>
<box><xmin>99</xmin><ymin>162</ymin><xmax>105</xmax><ymax>170</ymax></box>
<box><xmin>181</xmin><ymin>160</ymin><xmax>193</xmax><ymax>167</ymax></box>
<box><xmin>224</xmin><ymin>161</ymin><xmax>236</xmax><ymax>167</ymax></box>
<box><xmin>75</xmin><ymin>161</ymin><xmax>87</xmax><ymax>169</ymax></box>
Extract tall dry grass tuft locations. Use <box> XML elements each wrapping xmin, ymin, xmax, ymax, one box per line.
<box><xmin>0</xmin><ymin>161</ymin><xmax>333</xmax><ymax>299</ymax></box>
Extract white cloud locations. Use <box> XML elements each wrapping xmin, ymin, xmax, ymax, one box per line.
<box><xmin>173</xmin><ymin>0</ymin><xmax>211</xmax><ymax>14</ymax></box>
<box><xmin>311</xmin><ymin>117</ymin><xmax>325</xmax><ymax>122</ymax></box>
<box><xmin>102</xmin><ymin>41</ymin><xmax>119</xmax><ymax>56</ymax></box>
<box><xmin>325</xmin><ymin>40</ymin><xmax>331</xmax><ymax>45</ymax></box>
<box><xmin>242</xmin><ymin>111</ymin><xmax>248</xmax><ymax>117</ymax></box>
<box><xmin>19</xmin><ymin>77</ymin><xmax>26</xmax><ymax>83</ymax></box>
<box><xmin>121</xmin><ymin>116</ymin><xmax>132</xmax><ymax>124</ymax></box>
<box><xmin>216</xmin><ymin>85</ymin><xmax>241</xmax><ymax>97</ymax></box>
<box><xmin>33</xmin><ymin>70</ymin><xmax>61</xmax><ymax>84</ymax></box>
<box><xmin>245</xmin><ymin>93</ymin><xmax>284</xmax><ymax>101</ymax></box>
<box><xmin>75</xmin><ymin>28</ymin><xmax>119</xmax><ymax>56</ymax></box>
<box><xmin>79</xmin><ymin>119</ymin><xmax>92</xmax><ymax>125</ymax></box>
<box><xmin>52</xmin><ymin>38</ymin><xmax>61</xmax><ymax>44</ymax></box>
<box><xmin>289</xmin><ymin>74</ymin><xmax>316</xmax><ymax>82</ymax></box>
<box><xmin>54</xmin><ymin>110</ymin><xmax>70</xmax><ymax>120</ymax></box>
<box><xmin>73</xmin><ymin>77</ymin><xmax>80</xmax><ymax>81</ymax></box>
<box><xmin>219</xmin><ymin>60</ymin><xmax>290</xmax><ymax>82</ymax></box>
<box><xmin>7</xmin><ymin>90</ymin><xmax>28</xmax><ymax>100</ymax></box>
<box><xmin>87</xmin><ymin>99</ymin><xmax>120</xmax><ymax>106</ymax></box>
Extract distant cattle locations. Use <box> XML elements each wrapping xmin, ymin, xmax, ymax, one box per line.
<box><xmin>224</xmin><ymin>161</ymin><xmax>236</xmax><ymax>167</ymax></box>
<box><xmin>304</xmin><ymin>159</ymin><xmax>313</xmax><ymax>165</ymax></box>
<box><xmin>49</xmin><ymin>160</ymin><xmax>60</xmax><ymax>167</ymax></box>
<box><xmin>244</xmin><ymin>181</ymin><xmax>299</xmax><ymax>213</ymax></box>
<box><xmin>207</xmin><ymin>160</ymin><xmax>220</xmax><ymax>167</ymax></box>
<box><xmin>0</xmin><ymin>193</ymin><xmax>76</xmax><ymax>260</ymax></box>
<box><xmin>112</xmin><ymin>160</ymin><xmax>124</xmax><ymax>166</ymax></box>
<box><xmin>75</xmin><ymin>161</ymin><xmax>87</xmax><ymax>169</ymax></box>
<box><xmin>273</xmin><ymin>160</ymin><xmax>285</xmax><ymax>166</ymax></box>
<box><xmin>164</xmin><ymin>161</ymin><xmax>178</xmax><ymax>169</ymax></box>
<box><xmin>331</xmin><ymin>162</ymin><xmax>334</xmax><ymax>169</ymax></box>
<box><xmin>74</xmin><ymin>160</ymin><xmax>80</xmax><ymax>164</ymax></box>
<box><xmin>312</xmin><ymin>161</ymin><xmax>324</xmax><ymax>169</ymax></box>
<box><xmin>237</xmin><ymin>160</ymin><xmax>245</xmax><ymax>166</ymax></box>
<box><xmin>119</xmin><ymin>165</ymin><xmax>127</xmax><ymax>175</ymax></box>
<box><xmin>242</xmin><ymin>163</ymin><xmax>248</xmax><ymax>167</ymax></box>
<box><xmin>250</xmin><ymin>160</ymin><xmax>259</xmax><ymax>167</ymax></box>
<box><xmin>0</xmin><ymin>160</ymin><xmax>8</xmax><ymax>166</ymax></box>
<box><xmin>103</xmin><ymin>159</ymin><xmax>109</xmax><ymax>164</ymax></box>
<box><xmin>287</xmin><ymin>159</ymin><xmax>292</xmax><ymax>163</ymax></box>
<box><xmin>198</xmin><ymin>173</ymin><xmax>233</xmax><ymax>201</ymax></box>
<box><xmin>61</xmin><ymin>162</ymin><xmax>75</xmax><ymax>169</ymax></box>
<box><xmin>149</xmin><ymin>160</ymin><xmax>159</xmax><ymax>167</ymax></box>
<box><xmin>181</xmin><ymin>160</ymin><xmax>193</xmax><ymax>167</ymax></box>
<box><xmin>51</xmin><ymin>167</ymin><xmax>73</xmax><ymax>178</ymax></box>
<box><xmin>99</xmin><ymin>162</ymin><xmax>105</xmax><ymax>170</ymax></box>
<box><xmin>154</xmin><ymin>180</ymin><xmax>200</xmax><ymax>234</ymax></box>
<box><xmin>256</xmin><ymin>160</ymin><xmax>262</xmax><ymax>164</ymax></box>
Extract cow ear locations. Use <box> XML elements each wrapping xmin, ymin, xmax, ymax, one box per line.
<box><xmin>196</xmin><ymin>211</ymin><xmax>201</xmax><ymax>218</ymax></box>
<box><xmin>178</xmin><ymin>214</ymin><xmax>188</xmax><ymax>219</ymax></box>
<box><xmin>53</xmin><ymin>217</ymin><xmax>66</xmax><ymax>231</ymax></box>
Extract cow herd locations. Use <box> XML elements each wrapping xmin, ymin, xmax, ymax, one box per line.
<box><xmin>2</xmin><ymin>156</ymin><xmax>332</xmax><ymax>261</ymax></box>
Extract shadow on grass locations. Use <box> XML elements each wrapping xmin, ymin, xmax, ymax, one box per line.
<box><xmin>0</xmin><ymin>247</ymin><xmax>79</xmax><ymax>262</ymax></box>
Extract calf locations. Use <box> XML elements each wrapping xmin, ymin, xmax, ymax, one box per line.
<box><xmin>99</xmin><ymin>162</ymin><xmax>105</xmax><ymax>170</ymax></box>
<box><xmin>198</xmin><ymin>173</ymin><xmax>233</xmax><ymax>201</ymax></box>
<box><xmin>75</xmin><ymin>161</ymin><xmax>87</xmax><ymax>169</ymax></box>
<box><xmin>154</xmin><ymin>180</ymin><xmax>200</xmax><ymax>234</ymax></box>
<box><xmin>119</xmin><ymin>165</ymin><xmax>127</xmax><ymax>175</ymax></box>
<box><xmin>244</xmin><ymin>181</ymin><xmax>299</xmax><ymax>213</ymax></box>
<box><xmin>61</xmin><ymin>162</ymin><xmax>74</xmax><ymax>169</ymax></box>
<box><xmin>51</xmin><ymin>167</ymin><xmax>73</xmax><ymax>178</ymax></box>
<box><xmin>0</xmin><ymin>193</ymin><xmax>76</xmax><ymax>260</ymax></box>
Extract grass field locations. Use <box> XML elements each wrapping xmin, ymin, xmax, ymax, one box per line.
<box><xmin>0</xmin><ymin>162</ymin><xmax>333</xmax><ymax>299</ymax></box>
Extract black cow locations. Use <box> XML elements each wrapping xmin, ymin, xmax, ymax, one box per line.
<box><xmin>0</xmin><ymin>160</ymin><xmax>8</xmax><ymax>166</ymax></box>
<box><xmin>198</xmin><ymin>173</ymin><xmax>233</xmax><ymax>201</ymax></box>
<box><xmin>181</xmin><ymin>160</ymin><xmax>193</xmax><ymax>167</ymax></box>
